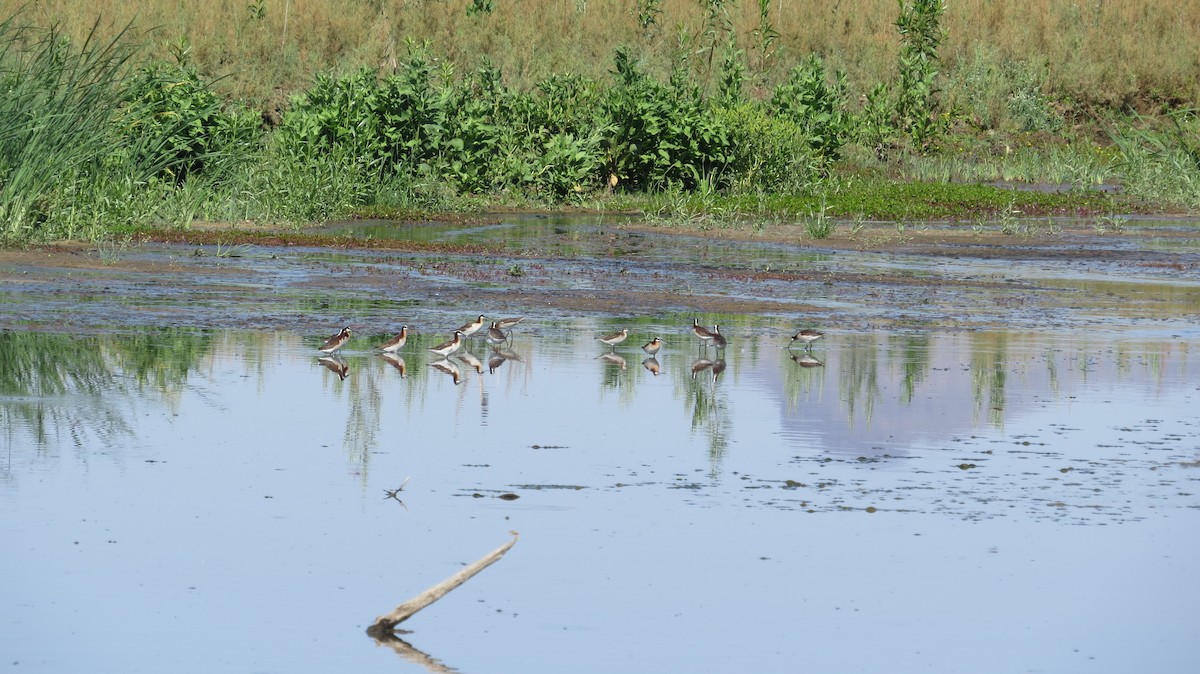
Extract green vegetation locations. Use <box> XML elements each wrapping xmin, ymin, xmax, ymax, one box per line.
<box><xmin>0</xmin><ymin>1</ymin><xmax>1197</xmax><ymax>245</ymax></box>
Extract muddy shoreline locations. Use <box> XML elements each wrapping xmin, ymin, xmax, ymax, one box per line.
<box><xmin>1</xmin><ymin>219</ymin><xmax>1198</xmax><ymax>335</ymax></box>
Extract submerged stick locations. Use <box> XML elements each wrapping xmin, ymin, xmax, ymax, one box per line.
<box><xmin>368</xmin><ymin>532</ymin><xmax>519</xmax><ymax>635</ymax></box>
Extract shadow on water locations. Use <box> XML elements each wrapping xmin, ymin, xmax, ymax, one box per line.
<box><xmin>1</xmin><ymin>322</ymin><xmax>1198</xmax><ymax>673</ymax></box>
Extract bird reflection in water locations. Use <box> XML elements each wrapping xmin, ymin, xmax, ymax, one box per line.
<box><xmin>690</xmin><ymin>358</ymin><xmax>713</xmax><ymax>379</ymax></box>
<box><xmin>599</xmin><ymin>352</ymin><xmax>627</xmax><ymax>370</ymax></box>
<box><xmin>379</xmin><ymin>353</ymin><xmax>407</xmax><ymax>378</ymax></box>
<box><xmin>790</xmin><ymin>353</ymin><xmax>824</xmax><ymax>368</ymax></box>
<box><xmin>711</xmin><ymin>359</ymin><xmax>727</xmax><ymax>383</ymax></box>
<box><xmin>641</xmin><ymin>356</ymin><xmax>661</xmax><ymax>376</ymax></box>
<box><xmin>428</xmin><ymin>358</ymin><xmax>462</xmax><ymax>385</ymax></box>
<box><xmin>318</xmin><ymin>355</ymin><xmax>349</xmax><ymax>380</ymax></box>
<box><xmin>455</xmin><ymin>351</ymin><xmax>484</xmax><ymax>375</ymax></box>
<box><xmin>487</xmin><ymin>346</ymin><xmax>524</xmax><ymax>374</ymax></box>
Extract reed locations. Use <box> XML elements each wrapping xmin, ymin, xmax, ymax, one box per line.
<box><xmin>0</xmin><ymin>14</ymin><xmax>135</xmax><ymax>240</ymax></box>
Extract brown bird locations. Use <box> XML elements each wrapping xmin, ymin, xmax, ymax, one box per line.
<box><xmin>318</xmin><ymin>326</ymin><xmax>352</xmax><ymax>354</ymax></box>
<box><xmin>429</xmin><ymin>331</ymin><xmax>465</xmax><ymax>358</ymax></box>
<box><xmin>457</xmin><ymin>315</ymin><xmax>487</xmax><ymax>338</ymax></box>
<box><xmin>641</xmin><ymin>337</ymin><xmax>663</xmax><ymax>356</ymax></box>
<box><xmin>711</xmin><ymin>325</ymin><xmax>727</xmax><ymax>351</ymax></box>
<box><xmin>376</xmin><ymin>325</ymin><xmax>408</xmax><ymax>353</ymax></box>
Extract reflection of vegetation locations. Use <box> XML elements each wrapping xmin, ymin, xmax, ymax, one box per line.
<box><xmin>0</xmin><ymin>330</ymin><xmax>212</xmax><ymax>450</ymax></box>
<box><xmin>970</xmin><ymin>333</ymin><xmax>1008</xmax><ymax>427</ymax></box>
<box><xmin>838</xmin><ymin>334</ymin><xmax>879</xmax><ymax>426</ymax></box>
<box><xmin>889</xmin><ymin>334</ymin><xmax>930</xmax><ymax>404</ymax></box>
<box><xmin>682</xmin><ymin>375</ymin><xmax>730</xmax><ymax>474</ymax></box>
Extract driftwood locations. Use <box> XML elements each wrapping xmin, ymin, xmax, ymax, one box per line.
<box><xmin>368</xmin><ymin>532</ymin><xmax>519</xmax><ymax>636</ymax></box>
<box><xmin>369</xmin><ymin>633</ymin><xmax>458</xmax><ymax>674</ymax></box>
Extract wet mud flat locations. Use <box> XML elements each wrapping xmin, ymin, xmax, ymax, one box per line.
<box><xmin>0</xmin><ymin>216</ymin><xmax>1197</xmax><ymax>337</ymax></box>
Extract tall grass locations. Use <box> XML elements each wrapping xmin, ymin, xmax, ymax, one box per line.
<box><xmin>7</xmin><ymin>0</ymin><xmax>1199</xmax><ymax>113</ymax></box>
<box><xmin>0</xmin><ymin>15</ymin><xmax>136</xmax><ymax>240</ymax></box>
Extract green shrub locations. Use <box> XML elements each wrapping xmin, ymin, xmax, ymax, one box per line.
<box><xmin>716</xmin><ymin>102</ymin><xmax>817</xmax><ymax>193</ymax></box>
<box><xmin>118</xmin><ymin>62</ymin><xmax>262</xmax><ymax>184</ymax></box>
<box><xmin>770</xmin><ymin>55</ymin><xmax>851</xmax><ymax>166</ymax></box>
<box><xmin>600</xmin><ymin>47</ymin><xmax>733</xmax><ymax>191</ymax></box>
<box><xmin>894</xmin><ymin>0</ymin><xmax>948</xmax><ymax>149</ymax></box>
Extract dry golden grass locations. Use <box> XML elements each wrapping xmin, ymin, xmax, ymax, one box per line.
<box><xmin>5</xmin><ymin>0</ymin><xmax>1198</xmax><ymax>111</ymax></box>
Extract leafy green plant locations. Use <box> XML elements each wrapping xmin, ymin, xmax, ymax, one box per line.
<box><xmin>600</xmin><ymin>47</ymin><xmax>733</xmax><ymax>192</ymax></box>
<box><xmin>466</xmin><ymin>0</ymin><xmax>495</xmax><ymax>16</ymax></box>
<box><xmin>118</xmin><ymin>62</ymin><xmax>262</xmax><ymax>184</ymax></box>
<box><xmin>805</xmin><ymin>196</ymin><xmax>835</xmax><ymax>239</ymax></box>
<box><xmin>771</xmin><ymin>55</ymin><xmax>851</xmax><ymax>166</ymax></box>
<box><xmin>636</xmin><ymin>0</ymin><xmax>663</xmax><ymax>42</ymax></box>
<box><xmin>750</xmin><ymin>0</ymin><xmax>779</xmax><ymax>78</ymax></box>
<box><xmin>696</xmin><ymin>0</ymin><xmax>735</xmax><ymax>93</ymax></box>
<box><xmin>715</xmin><ymin>102</ymin><xmax>817</xmax><ymax>193</ymax></box>
<box><xmin>894</xmin><ymin>0</ymin><xmax>947</xmax><ymax>149</ymax></box>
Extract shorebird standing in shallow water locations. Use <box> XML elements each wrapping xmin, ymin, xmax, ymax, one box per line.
<box><xmin>457</xmin><ymin>315</ymin><xmax>487</xmax><ymax>338</ymax></box>
<box><xmin>486</xmin><ymin>321</ymin><xmax>509</xmax><ymax>347</ymax></box>
<box><xmin>641</xmin><ymin>337</ymin><xmax>663</xmax><ymax>357</ymax></box>
<box><xmin>789</xmin><ymin>329</ymin><xmax>824</xmax><ymax>350</ymax></box>
<box><xmin>318</xmin><ymin>327</ymin><xmax>352</xmax><ymax>354</ymax></box>
<box><xmin>376</xmin><ymin>325</ymin><xmax>408</xmax><ymax>353</ymax></box>
<box><xmin>429</xmin><ymin>330</ymin><xmax>465</xmax><ymax>358</ymax></box>
<box><xmin>692</xmin><ymin>318</ymin><xmax>715</xmax><ymax>348</ymax></box>
<box><xmin>597</xmin><ymin>328</ymin><xmax>629</xmax><ymax>351</ymax></box>
<box><xmin>711</xmin><ymin>325</ymin><xmax>727</xmax><ymax>352</ymax></box>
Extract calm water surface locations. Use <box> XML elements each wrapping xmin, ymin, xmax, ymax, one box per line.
<box><xmin>2</xmin><ymin>325</ymin><xmax>1198</xmax><ymax>673</ymax></box>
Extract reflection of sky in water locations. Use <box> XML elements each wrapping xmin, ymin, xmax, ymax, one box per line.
<box><xmin>1</xmin><ymin>328</ymin><xmax>1197</xmax><ymax>673</ymax></box>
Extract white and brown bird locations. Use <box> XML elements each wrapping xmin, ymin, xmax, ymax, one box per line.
<box><xmin>318</xmin><ymin>326</ymin><xmax>352</xmax><ymax>354</ymax></box>
<box><xmin>429</xmin><ymin>330</ymin><xmax>465</xmax><ymax>358</ymax></box>
<box><xmin>486</xmin><ymin>321</ymin><xmax>509</xmax><ymax>346</ymax></box>
<box><xmin>376</xmin><ymin>325</ymin><xmax>408</xmax><ymax>353</ymax></box>
<box><xmin>641</xmin><ymin>337</ymin><xmax>663</xmax><ymax>356</ymax></box>
<box><xmin>496</xmin><ymin>316</ymin><xmax>525</xmax><ymax>330</ymax></box>
<box><xmin>790</xmin><ymin>329</ymin><xmax>824</xmax><ymax>349</ymax></box>
<box><xmin>457</xmin><ymin>315</ymin><xmax>487</xmax><ymax>338</ymax></box>
<box><xmin>597</xmin><ymin>328</ymin><xmax>629</xmax><ymax>350</ymax></box>
<box><xmin>692</xmin><ymin>318</ymin><xmax>715</xmax><ymax>347</ymax></box>
<box><xmin>711</xmin><ymin>325</ymin><xmax>727</xmax><ymax>351</ymax></box>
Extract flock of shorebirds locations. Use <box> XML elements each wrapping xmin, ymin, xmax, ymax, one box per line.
<box><xmin>594</xmin><ymin>318</ymin><xmax>824</xmax><ymax>355</ymax></box>
<box><xmin>314</xmin><ymin>315</ymin><xmax>824</xmax><ymax>381</ymax></box>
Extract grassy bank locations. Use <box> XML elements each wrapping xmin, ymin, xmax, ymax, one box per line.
<box><xmin>0</xmin><ymin>1</ymin><xmax>1197</xmax><ymax>244</ymax></box>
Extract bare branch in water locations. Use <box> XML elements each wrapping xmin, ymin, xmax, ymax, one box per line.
<box><xmin>368</xmin><ymin>532</ymin><xmax>519</xmax><ymax>635</ymax></box>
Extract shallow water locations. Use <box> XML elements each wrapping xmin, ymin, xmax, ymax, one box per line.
<box><xmin>2</xmin><ymin>325</ymin><xmax>1197</xmax><ymax>673</ymax></box>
